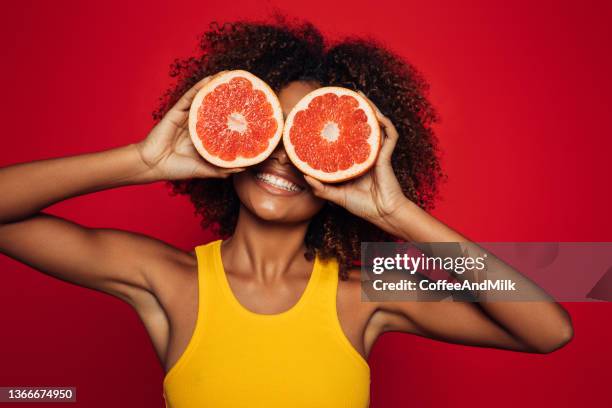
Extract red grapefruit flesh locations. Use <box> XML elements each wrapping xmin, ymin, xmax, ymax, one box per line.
<box><xmin>188</xmin><ymin>70</ymin><xmax>284</xmax><ymax>168</ymax></box>
<box><xmin>283</xmin><ymin>87</ymin><xmax>381</xmax><ymax>183</ymax></box>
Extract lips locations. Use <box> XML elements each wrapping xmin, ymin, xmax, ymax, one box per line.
<box><xmin>255</xmin><ymin>172</ymin><xmax>303</xmax><ymax>192</ymax></box>
<box><xmin>251</xmin><ymin>163</ymin><xmax>307</xmax><ymax>195</ymax></box>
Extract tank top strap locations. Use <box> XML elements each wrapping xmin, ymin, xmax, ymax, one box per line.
<box><xmin>194</xmin><ymin>239</ymin><xmax>226</xmax><ymax>310</ymax></box>
<box><xmin>301</xmin><ymin>254</ymin><xmax>341</xmax><ymax>320</ymax></box>
<box><xmin>162</xmin><ymin>240</ymin><xmax>222</xmax><ymax>392</ymax></box>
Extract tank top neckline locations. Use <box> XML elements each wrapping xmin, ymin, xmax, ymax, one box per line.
<box><xmin>213</xmin><ymin>239</ymin><xmax>322</xmax><ymax>319</ymax></box>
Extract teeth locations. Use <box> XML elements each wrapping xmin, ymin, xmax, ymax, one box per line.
<box><xmin>255</xmin><ymin>172</ymin><xmax>303</xmax><ymax>192</ymax></box>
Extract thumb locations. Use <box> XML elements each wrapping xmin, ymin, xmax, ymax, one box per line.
<box><xmin>303</xmin><ymin>175</ymin><xmax>345</xmax><ymax>205</ymax></box>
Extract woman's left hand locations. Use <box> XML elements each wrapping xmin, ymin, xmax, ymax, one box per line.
<box><xmin>303</xmin><ymin>95</ymin><xmax>410</xmax><ymax>237</ymax></box>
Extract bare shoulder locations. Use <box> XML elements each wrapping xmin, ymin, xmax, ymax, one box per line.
<box><xmin>139</xmin><ymin>243</ymin><xmax>198</xmax><ymax>312</ymax></box>
<box><xmin>337</xmin><ymin>267</ymin><xmax>377</xmax><ymax>319</ymax></box>
<box><xmin>124</xmin><ymin>242</ymin><xmax>199</xmax><ymax>366</ymax></box>
<box><xmin>95</xmin><ymin>229</ymin><xmax>199</xmax><ymax>305</ymax></box>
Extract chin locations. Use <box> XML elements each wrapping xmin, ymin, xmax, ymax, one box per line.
<box><xmin>233</xmin><ymin>168</ymin><xmax>324</xmax><ymax>224</ymax></box>
<box><xmin>246</xmin><ymin>201</ymin><xmax>298</xmax><ymax>223</ymax></box>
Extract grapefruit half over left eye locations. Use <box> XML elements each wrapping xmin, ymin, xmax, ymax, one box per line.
<box><xmin>282</xmin><ymin>87</ymin><xmax>381</xmax><ymax>183</ymax></box>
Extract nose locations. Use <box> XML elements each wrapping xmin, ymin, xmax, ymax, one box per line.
<box><xmin>269</xmin><ymin>144</ymin><xmax>291</xmax><ymax>165</ymax></box>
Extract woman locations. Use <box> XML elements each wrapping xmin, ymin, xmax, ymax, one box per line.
<box><xmin>0</xmin><ymin>18</ymin><xmax>572</xmax><ymax>407</ymax></box>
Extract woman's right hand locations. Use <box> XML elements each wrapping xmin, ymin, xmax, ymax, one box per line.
<box><xmin>135</xmin><ymin>71</ymin><xmax>244</xmax><ymax>181</ymax></box>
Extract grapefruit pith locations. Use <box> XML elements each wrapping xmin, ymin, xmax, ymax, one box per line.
<box><xmin>188</xmin><ymin>70</ymin><xmax>284</xmax><ymax>168</ymax></box>
<box><xmin>282</xmin><ymin>87</ymin><xmax>381</xmax><ymax>183</ymax></box>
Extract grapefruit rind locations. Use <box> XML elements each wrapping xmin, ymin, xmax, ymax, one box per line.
<box><xmin>282</xmin><ymin>87</ymin><xmax>381</xmax><ymax>183</ymax></box>
<box><xmin>188</xmin><ymin>70</ymin><xmax>284</xmax><ymax>168</ymax></box>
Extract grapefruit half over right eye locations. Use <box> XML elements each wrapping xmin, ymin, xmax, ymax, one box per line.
<box><xmin>282</xmin><ymin>87</ymin><xmax>381</xmax><ymax>183</ymax></box>
<box><xmin>188</xmin><ymin>70</ymin><xmax>284</xmax><ymax>168</ymax></box>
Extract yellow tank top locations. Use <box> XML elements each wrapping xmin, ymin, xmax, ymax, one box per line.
<box><xmin>162</xmin><ymin>239</ymin><xmax>370</xmax><ymax>407</ymax></box>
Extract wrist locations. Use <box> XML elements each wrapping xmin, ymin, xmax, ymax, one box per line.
<box><xmin>361</xmin><ymin>198</ymin><xmax>401</xmax><ymax>238</ymax></box>
<box><xmin>378</xmin><ymin>197</ymin><xmax>420</xmax><ymax>240</ymax></box>
<box><xmin>122</xmin><ymin>143</ymin><xmax>164</xmax><ymax>184</ymax></box>
<box><xmin>379</xmin><ymin>195</ymin><xmax>412</xmax><ymax>222</ymax></box>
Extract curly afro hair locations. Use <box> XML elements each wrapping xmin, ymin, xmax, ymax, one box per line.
<box><xmin>154</xmin><ymin>15</ymin><xmax>445</xmax><ymax>280</ymax></box>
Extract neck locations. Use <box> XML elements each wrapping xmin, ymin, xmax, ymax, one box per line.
<box><xmin>223</xmin><ymin>205</ymin><xmax>312</xmax><ymax>279</ymax></box>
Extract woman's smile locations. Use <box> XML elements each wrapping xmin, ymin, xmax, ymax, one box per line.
<box><xmin>251</xmin><ymin>162</ymin><xmax>307</xmax><ymax>196</ymax></box>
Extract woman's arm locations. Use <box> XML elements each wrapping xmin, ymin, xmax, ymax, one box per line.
<box><xmin>0</xmin><ymin>144</ymin><xmax>170</xmax><ymax>304</ymax></box>
<box><xmin>0</xmin><ymin>72</ymin><xmax>236</xmax><ymax>306</ymax></box>
<box><xmin>0</xmin><ymin>144</ymin><xmax>154</xmax><ymax>224</ymax></box>
<box><xmin>371</xmin><ymin>199</ymin><xmax>573</xmax><ymax>353</ymax></box>
<box><xmin>304</xmin><ymin>97</ymin><xmax>573</xmax><ymax>354</ymax></box>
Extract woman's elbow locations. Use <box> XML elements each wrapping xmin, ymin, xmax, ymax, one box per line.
<box><xmin>532</xmin><ymin>318</ymin><xmax>574</xmax><ymax>354</ymax></box>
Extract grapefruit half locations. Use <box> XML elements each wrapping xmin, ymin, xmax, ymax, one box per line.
<box><xmin>283</xmin><ymin>87</ymin><xmax>381</xmax><ymax>183</ymax></box>
<box><xmin>188</xmin><ymin>70</ymin><xmax>284</xmax><ymax>168</ymax></box>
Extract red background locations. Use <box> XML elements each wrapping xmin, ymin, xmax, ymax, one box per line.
<box><xmin>1</xmin><ymin>0</ymin><xmax>611</xmax><ymax>406</ymax></box>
